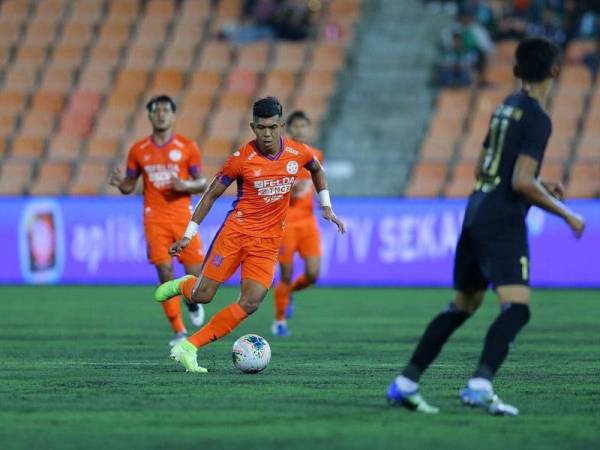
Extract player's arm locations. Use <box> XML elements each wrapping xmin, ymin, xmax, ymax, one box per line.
<box><xmin>307</xmin><ymin>159</ymin><xmax>346</xmax><ymax>234</ymax></box>
<box><xmin>171</xmin><ymin>172</ymin><xmax>208</xmax><ymax>194</ymax></box>
<box><xmin>109</xmin><ymin>167</ymin><xmax>138</xmax><ymax>195</ymax></box>
<box><xmin>169</xmin><ymin>177</ymin><xmax>228</xmax><ymax>256</ymax></box>
<box><xmin>512</xmin><ymin>155</ymin><xmax>585</xmax><ymax>237</ymax></box>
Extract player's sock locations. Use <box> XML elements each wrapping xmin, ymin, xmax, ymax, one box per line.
<box><xmin>188</xmin><ymin>303</ymin><xmax>248</xmax><ymax>348</ymax></box>
<box><xmin>472</xmin><ymin>303</ymin><xmax>530</xmax><ymax>380</ymax></box>
<box><xmin>274</xmin><ymin>281</ymin><xmax>290</xmax><ymax>321</ymax></box>
<box><xmin>402</xmin><ymin>301</ymin><xmax>471</xmax><ymax>382</ymax></box>
<box><xmin>291</xmin><ymin>274</ymin><xmax>310</xmax><ymax>292</ymax></box>
<box><xmin>161</xmin><ymin>296</ymin><xmax>186</xmax><ymax>333</ymax></box>
<box><xmin>181</xmin><ymin>276</ymin><xmax>198</xmax><ymax>301</ymax></box>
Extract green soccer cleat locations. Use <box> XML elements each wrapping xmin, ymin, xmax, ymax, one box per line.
<box><xmin>154</xmin><ymin>275</ymin><xmax>194</xmax><ymax>302</ymax></box>
<box><xmin>170</xmin><ymin>340</ymin><xmax>208</xmax><ymax>373</ymax></box>
<box><xmin>387</xmin><ymin>381</ymin><xmax>440</xmax><ymax>414</ymax></box>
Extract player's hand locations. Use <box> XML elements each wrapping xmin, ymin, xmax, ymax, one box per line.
<box><xmin>109</xmin><ymin>167</ymin><xmax>124</xmax><ymax>187</ymax></box>
<box><xmin>565</xmin><ymin>212</ymin><xmax>585</xmax><ymax>239</ymax></box>
<box><xmin>322</xmin><ymin>207</ymin><xmax>346</xmax><ymax>234</ymax></box>
<box><xmin>171</xmin><ymin>175</ymin><xmax>189</xmax><ymax>193</ymax></box>
<box><xmin>542</xmin><ymin>180</ymin><xmax>565</xmax><ymax>200</ymax></box>
<box><xmin>169</xmin><ymin>238</ymin><xmax>191</xmax><ymax>256</ymax></box>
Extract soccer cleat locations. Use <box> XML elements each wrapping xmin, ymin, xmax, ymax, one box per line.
<box><xmin>187</xmin><ymin>303</ymin><xmax>205</xmax><ymax>327</ymax></box>
<box><xmin>170</xmin><ymin>340</ymin><xmax>207</xmax><ymax>373</ymax></box>
<box><xmin>460</xmin><ymin>387</ymin><xmax>519</xmax><ymax>416</ymax></box>
<box><xmin>271</xmin><ymin>320</ymin><xmax>291</xmax><ymax>337</ymax></box>
<box><xmin>154</xmin><ymin>275</ymin><xmax>193</xmax><ymax>302</ymax></box>
<box><xmin>169</xmin><ymin>331</ymin><xmax>188</xmax><ymax>347</ymax></box>
<box><xmin>285</xmin><ymin>295</ymin><xmax>295</xmax><ymax>319</ymax></box>
<box><xmin>387</xmin><ymin>381</ymin><xmax>440</xmax><ymax>414</ymax></box>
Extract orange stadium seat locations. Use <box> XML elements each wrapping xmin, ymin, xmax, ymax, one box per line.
<box><xmin>10</xmin><ymin>136</ymin><xmax>46</xmax><ymax>160</ymax></box>
<box><xmin>145</xmin><ymin>0</ymin><xmax>176</xmax><ymax>17</ymax></box>
<box><xmin>133</xmin><ymin>21</ymin><xmax>169</xmax><ymax>48</ymax></box>
<box><xmin>31</xmin><ymin>91</ymin><xmax>64</xmax><ymax>114</ymax></box>
<box><xmin>69</xmin><ymin>161</ymin><xmax>110</xmax><ymax>195</ymax></box>
<box><xmin>180</xmin><ymin>91</ymin><xmax>214</xmax><ymax>111</ymax></box>
<box><xmin>174</xmin><ymin>114</ymin><xmax>205</xmax><ymax>140</ymax></box>
<box><xmin>202</xmin><ymin>137</ymin><xmax>235</xmax><ymax>161</ymax></box>
<box><xmin>78</xmin><ymin>65</ymin><xmax>114</xmax><ymax>91</ymax></box>
<box><xmin>258</xmin><ymin>70</ymin><xmax>296</xmax><ymax>101</ymax></box>
<box><xmin>29</xmin><ymin>161</ymin><xmax>72</xmax><ymax>195</ymax></box>
<box><xmin>180</xmin><ymin>0</ymin><xmax>211</xmax><ymax>19</ymax></box>
<box><xmin>35</xmin><ymin>0</ymin><xmax>68</xmax><ymax>16</ymax></box>
<box><xmin>123</xmin><ymin>45</ymin><xmax>159</xmax><ymax>69</ymax></box>
<box><xmin>0</xmin><ymin>159</ymin><xmax>33</xmax><ymax>194</ymax></box>
<box><xmin>205</xmin><ymin>108</ymin><xmax>245</xmax><ymax>140</ymax></box>
<box><xmin>226</xmin><ymin>68</ymin><xmax>259</xmax><ymax>94</ymax></box>
<box><xmin>216</xmin><ymin>0</ymin><xmax>242</xmax><ymax>19</ymax></box>
<box><xmin>237</xmin><ymin>43</ymin><xmax>271</xmax><ymax>71</ymax></box>
<box><xmin>291</xmin><ymin>93</ymin><xmax>329</xmax><ymax>122</ymax></box>
<box><xmin>0</xmin><ymin>91</ymin><xmax>26</xmax><ymax>112</ymax></box>
<box><xmin>445</xmin><ymin>162</ymin><xmax>476</xmax><ymax>197</ymax></box>
<box><xmin>0</xmin><ymin>0</ymin><xmax>30</xmax><ymax>19</ymax></box>
<box><xmin>59</xmin><ymin>112</ymin><xmax>93</xmax><ymax>138</ymax></box>
<box><xmin>311</xmin><ymin>44</ymin><xmax>344</xmax><ymax>73</ymax></box>
<box><xmin>20</xmin><ymin>111</ymin><xmax>57</xmax><ymax>137</ymax></box>
<box><xmin>39</xmin><ymin>66</ymin><xmax>75</xmax><ymax>92</ymax></box>
<box><xmin>188</xmin><ymin>71</ymin><xmax>223</xmax><ymax>93</ymax></box>
<box><xmin>114</xmin><ymin>68</ymin><xmax>150</xmax><ymax>94</ymax></box>
<box><xmin>405</xmin><ymin>162</ymin><xmax>447</xmax><ymax>197</ymax></box>
<box><xmin>486</xmin><ymin>65</ymin><xmax>514</xmax><ymax>86</ymax></box>
<box><xmin>14</xmin><ymin>43</ymin><xmax>47</xmax><ymax>68</ymax></box>
<box><xmin>0</xmin><ymin>114</ymin><xmax>18</xmax><ymax>136</ymax></box>
<box><xmin>86</xmin><ymin>136</ymin><xmax>121</xmax><ymax>161</ymax></box>
<box><xmin>107</xmin><ymin>0</ymin><xmax>140</xmax><ymax>17</ymax></box>
<box><xmin>46</xmin><ymin>133</ymin><xmax>82</xmax><ymax>161</ymax></box>
<box><xmin>565</xmin><ymin>40</ymin><xmax>596</xmax><ymax>62</ymax></box>
<box><xmin>197</xmin><ymin>42</ymin><xmax>232</xmax><ymax>72</ymax></box>
<box><xmin>97</xmin><ymin>22</ymin><xmax>132</xmax><ymax>47</ymax></box>
<box><xmin>162</xmin><ymin>45</ymin><xmax>195</xmax><ymax>70</ymax></box>
<box><xmin>23</xmin><ymin>21</ymin><xmax>59</xmax><ymax>45</ymax></box>
<box><xmin>70</xmin><ymin>0</ymin><xmax>104</xmax><ymax>22</ymax></box>
<box><xmin>545</xmin><ymin>135</ymin><xmax>572</xmax><ymax>163</ymax></box>
<box><xmin>540</xmin><ymin>162</ymin><xmax>564</xmax><ymax>181</ymax></box>
<box><xmin>298</xmin><ymin>70</ymin><xmax>336</xmax><ymax>97</ymax></box>
<box><xmin>419</xmin><ymin>135</ymin><xmax>456</xmax><ymax>161</ymax></box>
<box><xmin>493</xmin><ymin>39</ymin><xmax>518</xmax><ymax>65</ymax></box>
<box><xmin>219</xmin><ymin>92</ymin><xmax>252</xmax><ymax>112</ymax></box>
<box><xmin>0</xmin><ymin>22</ymin><xmax>23</xmax><ymax>47</ymax></box>
<box><xmin>271</xmin><ymin>43</ymin><xmax>307</xmax><ymax>72</ymax></box>
<box><xmin>60</xmin><ymin>23</ymin><xmax>94</xmax><ymax>47</ymax></box>
<box><xmin>93</xmin><ymin>107</ymin><xmax>134</xmax><ymax>138</ymax></box>
<box><xmin>149</xmin><ymin>69</ymin><xmax>185</xmax><ymax>94</ymax></box>
<box><xmin>576</xmin><ymin>134</ymin><xmax>600</xmax><ymax>161</ymax></box>
<box><xmin>566</xmin><ymin>162</ymin><xmax>600</xmax><ymax>198</ymax></box>
<box><xmin>51</xmin><ymin>43</ymin><xmax>85</xmax><ymax>69</ymax></box>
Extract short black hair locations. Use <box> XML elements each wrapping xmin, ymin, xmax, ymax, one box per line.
<box><xmin>287</xmin><ymin>110</ymin><xmax>311</xmax><ymax>127</ymax></box>
<box><xmin>253</xmin><ymin>96</ymin><xmax>283</xmax><ymax>119</ymax></box>
<box><xmin>514</xmin><ymin>37</ymin><xmax>560</xmax><ymax>83</ymax></box>
<box><xmin>146</xmin><ymin>95</ymin><xmax>176</xmax><ymax>113</ymax></box>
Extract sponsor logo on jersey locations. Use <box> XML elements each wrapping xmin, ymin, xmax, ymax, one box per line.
<box><xmin>169</xmin><ymin>150</ymin><xmax>182</xmax><ymax>162</ymax></box>
<box><xmin>285</xmin><ymin>147</ymin><xmax>299</xmax><ymax>156</ymax></box>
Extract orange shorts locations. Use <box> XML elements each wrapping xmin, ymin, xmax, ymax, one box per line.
<box><xmin>278</xmin><ymin>218</ymin><xmax>321</xmax><ymax>264</ymax></box>
<box><xmin>144</xmin><ymin>221</ymin><xmax>203</xmax><ymax>266</ymax></box>
<box><xmin>202</xmin><ymin>225</ymin><xmax>280</xmax><ymax>289</ymax></box>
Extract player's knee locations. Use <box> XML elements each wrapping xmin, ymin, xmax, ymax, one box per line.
<box><xmin>238</xmin><ymin>296</ymin><xmax>261</xmax><ymax>315</ymax></box>
<box><xmin>454</xmin><ymin>291</ymin><xmax>484</xmax><ymax>314</ymax></box>
<box><xmin>305</xmin><ymin>269</ymin><xmax>319</xmax><ymax>285</ymax></box>
<box><xmin>191</xmin><ymin>285</ymin><xmax>216</xmax><ymax>304</ymax></box>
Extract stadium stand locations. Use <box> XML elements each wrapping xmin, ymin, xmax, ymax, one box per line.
<box><xmin>0</xmin><ymin>0</ymin><xmax>363</xmax><ymax>195</ymax></box>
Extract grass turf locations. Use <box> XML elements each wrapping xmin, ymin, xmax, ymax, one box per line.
<box><xmin>0</xmin><ymin>286</ymin><xmax>599</xmax><ymax>450</ymax></box>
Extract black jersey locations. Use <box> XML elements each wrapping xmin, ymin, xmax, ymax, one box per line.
<box><xmin>464</xmin><ymin>89</ymin><xmax>552</xmax><ymax>228</ymax></box>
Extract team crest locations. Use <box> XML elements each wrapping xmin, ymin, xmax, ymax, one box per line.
<box><xmin>169</xmin><ymin>150</ymin><xmax>182</xmax><ymax>162</ymax></box>
<box><xmin>286</xmin><ymin>161</ymin><xmax>298</xmax><ymax>175</ymax></box>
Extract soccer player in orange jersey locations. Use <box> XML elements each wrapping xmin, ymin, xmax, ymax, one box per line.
<box><xmin>272</xmin><ymin>111</ymin><xmax>324</xmax><ymax>337</ymax></box>
<box><xmin>153</xmin><ymin>97</ymin><xmax>345</xmax><ymax>373</ymax></box>
<box><xmin>109</xmin><ymin>95</ymin><xmax>208</xmax><ymax>347</ymax></box>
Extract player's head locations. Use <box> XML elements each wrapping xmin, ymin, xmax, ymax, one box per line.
<box><xmin>286</xmin><ymin>110</ymin><xmax>311</xmax><ymax>143</ymax></box>
<box><xmin>513</xmin><ymin>38</ymin><xmax>560</xmax><ymax>85</ymax></box>
<box><xmin>146</xmin><ymin>95</ymin><xmax>176</xmax><ymax>133</ymax></box>
<box><xmin>250</xmin><ymin>96</ymin><xmax>284</xmax><ymax>153</ymax></box>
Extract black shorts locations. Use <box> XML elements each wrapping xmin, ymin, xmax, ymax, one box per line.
<box><xmin>453</xmin><ymin>225</ymin><xmax>530</xmax><ymax>291</ymax></box>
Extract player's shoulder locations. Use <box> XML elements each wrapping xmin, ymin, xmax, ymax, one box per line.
<box><xmin>282</xmin><ymin>138</ymin><xmax>313</xmax><ymax>158</ymax></box>
<box><xmin>129</xmin><ymin>135</ymin><xmax>152</xmax><ymax>153</ymax></box>
<box><xmin>173</xmin><ymin>133</ymin><xmax>197</xmax><ymax>147</ymax></box>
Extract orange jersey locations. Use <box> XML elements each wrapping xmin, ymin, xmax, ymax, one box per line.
<box><xmin>217</xmin><ymin>138</ymin><xmax>318</xmax><ymax>238</ymax></box>
<box><xmin>286</xmin><ymin>146</ymin><xmax>324</xmax><ymax>225</ymax></box>
<box><xmin>127</xmin><ymin>134</ymin><xmax>202</xmax><ymax>224</ymax></box>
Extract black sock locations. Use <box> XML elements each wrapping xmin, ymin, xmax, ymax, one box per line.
<box><xmin>185</xmin><ymin>299</ymin><xmax>199</xmax><ymax>312</ymax></box>
<box><xmin>402</xmin><ymin>302</ymin><xmax>471</xmax><ymax>382</ymax></box>
<box><xmin>473</xmin><ymin>303</ymin><xmax>530</xmax><ymax>380</ymax></box>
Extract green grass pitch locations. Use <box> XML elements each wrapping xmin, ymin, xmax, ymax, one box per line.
<box><xmin>1</xmin><ymin>286</ymin><xmax>599</xmax><ymax>450</ymax></box>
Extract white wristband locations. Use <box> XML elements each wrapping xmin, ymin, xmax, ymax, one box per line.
<box><xmin>183</xmin><ymin>221</ymin><xmax>198</xmax><ymax>240</ymax></box>
<box><xmin>318</xmin><ymin>190</ymin><xmax>332</xmax><ymax>208</ymax></box>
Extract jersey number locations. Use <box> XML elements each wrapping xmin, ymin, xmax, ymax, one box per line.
<box><xmin>519</xmin><ymin>256</ymin><xmax>529</xmax><ymax>281</ymax></box>
<box><xmin>476</xmin><ymin>117</ymin><xmax>510</xmax><ymax>191</ymax></box>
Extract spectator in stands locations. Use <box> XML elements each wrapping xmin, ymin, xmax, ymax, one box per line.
<box><xmin>438</xmin><ymin>29</ymin><xmax>476</xmax><ymax>86</ymax></box>
<box><xmin>272</xmin><ymin>0</ymin><xmax>314</xmax><ymax>41</ymax></box>
<box><xmin>526</xmin><ymin>7</ymin><xmax>567</xmax><ymax>46</ymax></box>
<box><xmin>219</xmin><ymin>0</ymin><xmax>278</xmax><ymax>44</ymax></box>
<box><xmin>582</xmin><ymin>35</ymin><xmax>600</xmax><ymax>78</ymax></box>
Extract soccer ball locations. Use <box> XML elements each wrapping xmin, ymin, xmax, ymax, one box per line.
<box><xmin>232</xmin><ymin>334</ymin><xmax>271</xmax><ymax>373</ymax></box>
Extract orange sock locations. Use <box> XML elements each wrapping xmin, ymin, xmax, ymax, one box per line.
<box><xmin>161</xmin><ymin>296</ymin><xmax>186</xmax><ymax>333</ymax></box>
<box><xmin>291</xmin><ymin>274</ymin><xmax>311</xmax><ymax>292</ymax></box>
<box><xmin>181</xmin><ymin>276</ymin><xmax>198</xmax><ymax>301</ymax></box>
<box><xmin>188</xmin><ymin>302</ymin><xmax>248</xmax><ymax>348</ymax></box>
<box><xmin>274</xmin><ymin>281</ymin><xmax>290</xmax><ymax>321</ymax></box>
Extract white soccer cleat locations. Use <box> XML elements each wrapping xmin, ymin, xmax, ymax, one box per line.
<box><xmin>169</xmin><ymin>332</ymin><xmax>188</xmax><ymax>347</ymax></box>
<box><xmin>188</xmin><ymin>304</ymin><xmax>205</xmax><ymax>327</ymax></box>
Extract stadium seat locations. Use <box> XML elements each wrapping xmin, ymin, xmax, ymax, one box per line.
<box><xmin>565</xmin><ymin>39</ymin><xmax>595</xmax><ymax>61</ymax></box>
<box><xmin>444</xmin><ymin>162</ymin><xmax>476</xmax><ymax>197</ymax></box>
<box><xmin>149</xmin><ymin>69</ymin><xmax>185</xmax><ymax>94</ymax></box>
<box><xmin>78</xmin><ymin>65</ymin><xmax>114</xmax><ymax>91</ymax></box>
<box><xmin>311</xmin><ymin>44</ymin><xmax>344</xmax><ymax>73</ymax></box>
<box><xmin>226</xmin><ymin>68</ymin><xmax>259</xmax><ymax>95</ymax></box>
<box><xmin>205</xmin><ymin>108</ymin><xmax>245</xmax><ymax>140</ymax></box>
<box><xmin>197</xmin><ymin>42</ymin><xmax>232</xmax><ymax>72</ymax></box>
<box><xmin>0</xmin><ymin>91</ymin><xmax>27</xmax><ymax>113</ymax></box>
<box><xmin>174</xmin><ymin>114</ymin><xmax>205</xmax><ymax>141</ymax></box>
<box><xmin>404</xmin><ymin>162</ymin><xmax>447</xmax><ymax>197</ymax></box>
<box><xmin>29</xmin><ymin>161</ymin><xmax>72</xmax><ymax>195</ymax></box>
<box><xmin>86</xmin><ymin>136</ymin><xmax>121</xmax><ymax>162</ymax></box>
<box><xmin>51</xmin><ymin>42</ymin><xmax>85</xmax><ymax>69</ymax></box>
<box><xmin>68</xmin><ymin>161</ymin><xmax>110</xmax><ymax>195</ymax></box>
<box><xmin>0</xmin><ymin>114</ymin><xmax>18</xmax><ymax>136</ymax></box>
<box><xmin>10</xmin><ymin>136</ymin><xmax>46</xmax><ymax>161</ymax></box>
<box><xmin>145</xmin><ymin>0</ymin><xmax>176</xmax><ymax>17</ymax></box>
<box><xmin>258</xmin><ymin>70</ymin><xmax>296</xmax><ymax>101</ymax></box>
<box><xmin>576</xmin><ymin>134</ymin><xmax>600</xmax><ymax>161</ymax></box>
<box><xmin>419</xmin><ymin>134</ymin><xmax>456</xmax><ymax>161</ymax></box>
<box><xmin>31</xmin><ymin>91</ymin><xmax>64</xmax><ymax>114</ymax></box>
<box><xmin>180</xmin><ymin>91</ymin><xmax>214</xmax><ymax>111</ymax></box>
<box><xmin>271</xmin><ymin>43</ymin><xmax>308</xmax><ymax>72</ymax></box>
<box><xmin>298</xmin><ymin>70</ymin><xmax>336</xmax><ymax>97</ymax></box>
<box><xmin>46</xmin><ymin>133</ymin><xmax>82</xmax><ymax>161</ymax></box>
<box><xmin>20</xmin><ymin>111</ymin><xmax>56</xmax><ymax>137</ymax></box>
<box><xmin>566</xmin><ymin>162</ymin><xmax>600</xmax><ymax>198</ymax></box>
<box><xmin>162</xmin><ymin>45</ymin><xmax>195</xmax><ymax>70</ymax></box>
<box><xmin>237</xmin><ymin>43</ymin><xmax>271</xmax><ymax>71</ymax></box>
<box><xmin>540</xmin><ymin>162</ymin><xmax>564</xmax><ymax>181</ymax></box>
<box><xmin>39</xmin><ymin>66</ymin><xmax>75</xmax><ymax>92</ymax></box>
<box><xmin>188</xmin><ymin>71</ymin><xmax>223</xmax><ymax>93</ymax></box>
<box><xmin>202</xmin><ymin>137</ymin><xmax>235</xmax><ymax>160</ymax></box>
<box><xmin>219</xmin><ymin>92</ymin><xmax>252</xmax><ymax>112</ymax></box>
<box><xmin>70</xmin><ymin>0</ymin><xmax>104</xmax><ymax>23</ymax></box>
<box><xmin>0</xmin><ymin>159</ymin><xmax>33</xmax><ymax>195</ymax></box>
<box><xmin>123</xmin><ymin>45</ymin><xmax>159</xmax><ymax>69</ymax></box>
<box><xmin>545</xmin><ymin>135</ymin><xmax>572</xmax><ymax>163</ymax></box>
<box><xmin>14</xmin><ymin>43</ymin><xmax>48</xmax><ymax>68</ymax></box>
<box><xmin>216</xmin><ymin>0</ymin><xmax>242</xmax><ymax>20</ymax></box>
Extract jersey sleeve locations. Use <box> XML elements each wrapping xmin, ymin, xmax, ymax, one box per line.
<box><xmin>126</xmin><ymin>146</ymin><xmax>141</xmax><ymax>179</ymax></box>
<box><xmin>217</xmin><ymin>151</ymin><xmax>243</xmax><ymax>186</ymax></box>
<box><xmin>187</xmin><ymin>141</ymin><xmax>203</xmax><ymax>177</ymax></box>
<box><xmin>519</xmin><ymin>112</ymin><xmax>551</xmax><ymax>160</ymax></box>
<box><xmin>301</xmin><ymin>145</ymin><xmax>319</xmax><ymax>171</ymax></box>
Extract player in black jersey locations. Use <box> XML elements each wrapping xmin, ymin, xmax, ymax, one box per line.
<box><xmin>387</xmin><ymin>37</ymin><xmax>586</xmax><ymax>416</ymax></box>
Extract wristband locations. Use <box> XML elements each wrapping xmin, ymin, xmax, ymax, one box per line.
<box><xmin>183</xmin><ymin>221</ymin><xmax>198</xmax><ymax>240</ymax></box>
<box><xmin>318</xmin><ymin>190</ymin><xmax>332</xmax><ymax>208</ymax></box>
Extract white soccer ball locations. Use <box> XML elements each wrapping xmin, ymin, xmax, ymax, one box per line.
<box><xmin>232</xmin><ymin>334</ymin><xmax>271</xmax><ymax>374</ymax></box>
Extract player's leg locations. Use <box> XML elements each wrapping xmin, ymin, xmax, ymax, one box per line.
<box><xmin>388</xmin><ymin>227</ymin><xmax>487</xmax><ymax>413</ymax></box>
<box><xmin>273</xmin><ymin>261</ymin><xmax>293</xmax><ymax>336</ymax></box>
<box><xmin>175</xmin><ymin>221</ymin><xmax>206</xmax><ymax>326</ymax></box>
<box><xmin>146</xmin><ymin>221</ymin><xmax>188</xmax><ymax>345</ymax></box>
<box><xmin>182</xmin><ymin>261</ymin><xmax>206</xmax><ymax>326</ymax></box>
<box><xmin>460</xmin><ymin>230</ymin><xmax>530</xmax><ymax>416</ymax></box>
